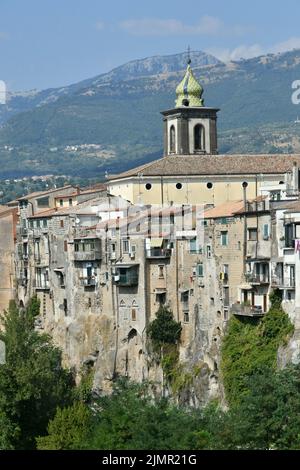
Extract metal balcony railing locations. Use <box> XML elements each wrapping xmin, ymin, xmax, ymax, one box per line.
<box><xmin>74</xmin><ymin>250</ymin><xmax>102</xmax><ymax>261</ymax></box>
<box><xmin>80</xmin><ymin>277</ymin><xmax>97</xmax><ymax>287</ymax></box>
<box><xmin>146</xmin><ymin>248</ymin><xmax>171</xmax><ymax>258</ymax></box>
<box><xmin>231</xmin><ymin>303</ymin><xmax>264</xmax><ymax>317</ymax></box>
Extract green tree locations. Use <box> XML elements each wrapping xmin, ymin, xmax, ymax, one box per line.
<box><xmin>147</xmin><ymin>306</ymin><xmax>182</xmax><ymax>347</ymax></box>
<box><xmin>221</xmin><ymin>302</ymin><xmax>293</xmax><ymax>405</ymax></box>
<box><xmin>79</xmin><ymin>378</ymin><xmax>214</xmax><ymax>450</ymax></box>
<box><xmin>36</xmin><ymin>402</ymin><xmax>92</xmax><ymax>450</ymax></box>
<box><xmin>0</xmin><ymin>299</ymin><xmax>75</xmax><ymax>449</ymax></box>
<box><xmin>228</xmin><ymin>365</ymin><xmax>300</xmax><ymax>450</ymax></box>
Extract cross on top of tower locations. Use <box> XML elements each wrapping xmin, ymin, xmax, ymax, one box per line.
<box><xmin>187</xmin><ymin>46</ymin><xmax>191</xmax><ymax>65</ymax></box>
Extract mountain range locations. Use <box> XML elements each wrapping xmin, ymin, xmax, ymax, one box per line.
<box><xmin>1</xmin><ymin>49</ymin><xmax>300</xmax><ymax>179</ymax></box>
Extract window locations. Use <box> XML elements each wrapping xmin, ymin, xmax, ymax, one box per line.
<box><xmin>156</xmin><ymin>292</ymin><xmax>166</xmax><ymax>305</ymax></box>
<box><xmin>221</xmin><ymin>231</ymin><xmax>228</xmax><ymax>246</ymax></box>
<box><xmin>64</xmin><ymin>240</ymin><xmax>68</xmax><ymax>252</ymax></box>
<box><xmin>238</xmin><ymin>241</ymin><xmax>241</xmax><ymax>250</ymax></box>
<box><xmin>248</xmin><ymin>228</ymin><xmax>257</xmax><ymax>241</ymax></box>
<box><xmin>43</xmin><ymin>219</ymin><xmax>48</xmax><ymax>228</ymax></box>
<box><xmin>59</xmin><ymin>199</ymin><xmax>63</xmax><ymax>207</ymax></box>
<box><xmin>122</xmin><ymin>239</ymin><xmax>130</xmax><ymax>253</ymax></box>
<box><xmin>170</xmin><ymin>125</ymin><xmax>175</xmax><ymax>153</ymax></box>
<box><xmin>181</xmin><ymin>291</ymin><xmax>189</xmax><ymax>311</ymax></box>
<box><xmin>189</xmin><ymin>238</ymin><xmax>202</xmax><ymax>254</ymax></box>
<box><xmin>285</xmin><ymin>224</ymin><xmax>295</xmax><ymax>248</ymax></box>
<box><xmin>131</xmin><ymin>309</ymin><xmax>136</xmax><ymax>321</ymax></box>
<box><xmin>194</xmin><ymin>124</ymin><xmax>205</xmax><ymax>152</ymax></box>
<box><xmin>197</xmin><ymin>263</ymin><xmax>204</xmax><ymax>277</ymax></box>
<box><xmin>263</xmin><ymin>224</ymin><xmax>269</xmax><ymax>240</ymax></box>
<box><xmin>63</xmin><ymin>299</ymin><xmax>68</xmax><ymax>316</ymax></box>
<box><xmin>145</xmin><ymin>183</ymin><xmax>152</xmax><ymax>190</ymax></box>
<box><xmin>222</xmin><ymin>264</ymin><xmax>229</xmax><ymax>283</ymax></box>
<box><xmin>207</xmin><ymin>182</ymin><xmax>213</xmax><ymax>189</ymax></box>
<box><xmin>60</xmin><ymin>220</ymin><xmax>64</xmax><ymax>228</ymax></box>
<box><xmin>184</xmin><ymin>312</ymin><xmax>189</xmax><ymax>323</ymax></box>
<box><xmin>206</xmin><ymin>245</ymin><xmax>212</xmax><ymax>258</ymax></box>
<box><xmin>158</xmin><ymin>265</ymin><xmax>164</xmax><ymax>279</ymax></box>
<box><xmin>69</xmin><ymin>198</ymin><xmax>73</xmax><ymax>206</ymax></box>
<box><xmin>223</xmin><ymin>287</ymin><xmax>229</xmax><ymax>307</ymax></box>
<box><xmin>176</xmin><ymin>182</ymin><xmax>182</xmax><ymax>190</ymax></box>
<box><xmin>37</xmin><ymin>196</ymin><xmax>50</xmax><ymax>208</ymax></box>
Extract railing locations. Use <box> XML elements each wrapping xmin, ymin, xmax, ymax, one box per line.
<box><xmin>284</xmin><ymin>278</ymin><xmax>296</xmax><ymax>288</ymax></box>
<box><xmin>231</xmin><ymin>303</ymin><xmax>264</xmax><ymax>317</ymax></box>
<box><xmin>117</xmin><ymin>271</ymin><xmax>138</xmax><ymax>286</ymax></box>
<box><xmin>35</xmin><ymin>281</ymin><xmax>50</xmax><ymax>290</ymax></box>
<box><xmin>74</xmin><ymin>250</ymin><xmax>102</xmax><ymax>261</ymax></box>
<box><xmin>146</xmin><ymin>248</ymin><xmax>171</xmax><ymax>258</ymax></box>
<box><xmin>271</xmin><ymin>277</ymin><xmax>295</xmax><ymax>288</ymax></box>
<box><xmin>80</xmin><ymin>277</ymin><xmax>97</xmax><ymax>287</ymax></box>
<box><xmin>245</xmin><ymin>273</ymin><xmax>270</xmax><ymax>284</ymax></box>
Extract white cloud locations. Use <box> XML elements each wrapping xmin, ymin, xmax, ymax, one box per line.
<box><xmin>208</xmin><ymin>44</ymin><xmax>264</xmax><ymax>62</ymax></box>
<box><xmin>208</xmin><ymin>37</ymin><xmax>300</xmax><ymax>63</ymax></box>
<box><xmin>119</xmin><ymin>16</ymin><xmax>236</xmax><ymax>37</ymax></box>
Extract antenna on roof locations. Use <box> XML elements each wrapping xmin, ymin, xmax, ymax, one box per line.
<box><xmin>187</xmin><ymin>45</ymin><xmax>191</xmax><ymax>65</ymax></box>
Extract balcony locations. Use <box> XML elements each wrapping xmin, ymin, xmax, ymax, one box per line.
<box><xmin>283</xmin><ymin>278</ymin><xmax>295</xmax><ymax>289</ymax></box>
<box><xmin>146</xmin><ymin>248</ymin><xmax>171</xmax><ymax>258</ymax></box>
<box><xmin>245</xmin><ymin>273</ymin><xmax>270</xmax><ymax>285</ymax></box>
<box><xmin>74</xmin><ymin>250</ymin><xmax>102</xmax><ymax>261</ymax></box>
<box><xmin>115</xmin><ymin>265</ymin><xmax>139</xmax><ymax>286</ymax></box>
<box><xmin>80</xmin><ymin>277</ymin><xmax>97</xmax><ymax>287</ymax></box>
<box><xmin>34</xmin><ymin>281</ymin><xmax>50</xmax><ymax>290</ymax></box>
<box><xmin>271</xmin><ymin>277</ymin><xmax>295</xmax><ymax>289</ymax></box>
<box><xmin>231</xmin><ymin>303</ymin><xmax>265</xmax><ymax>317</ymax></box>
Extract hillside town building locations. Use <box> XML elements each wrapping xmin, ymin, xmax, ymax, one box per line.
<box><xmin>1</xmin><ymin>60</ymin><xmax>300</xmax><ymax>401</ymax></box>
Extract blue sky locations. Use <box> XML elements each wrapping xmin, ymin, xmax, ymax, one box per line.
<box><xmin>1</xmin><ymin>0</ymin><xmax>300</xmax><ymax>91</ymax></box>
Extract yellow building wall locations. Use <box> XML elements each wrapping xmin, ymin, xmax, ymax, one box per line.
<box><xmin>109</xmin><ymin>174</ymin><xmax>283</xmax><ymax>206</ymax></box>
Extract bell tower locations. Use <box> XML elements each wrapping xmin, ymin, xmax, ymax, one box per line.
<box><xmin>161</xmin><ymin>56</ymin><xmax>219</xmax><ymax>156</ymax></box>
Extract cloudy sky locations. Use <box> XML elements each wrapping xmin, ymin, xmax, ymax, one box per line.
<box><xmin>1</xmin><ymin>0</ymin><xmax>300</xmax><ymax>90</ymax></box>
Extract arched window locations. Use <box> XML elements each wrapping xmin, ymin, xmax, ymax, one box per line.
<box><xmin>194</xmin><ymin>124</ymin><xmax>205</xmax><ymax>152</ymax></box>
<box><xmin>131</xmin><ymin>300</ymin><xmax>137</xmax><ymax>321</ymax></box>
<box><xmin>120</xmin><ymin>299</ymin><xmax>126</xmax><ymax>307</ymax></box>
<box><xmin>170</xmin><ymin>125</ymin><xmax>176</xmax><ymax>153</ymax></box>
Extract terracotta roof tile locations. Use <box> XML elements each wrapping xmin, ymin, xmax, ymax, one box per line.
<box><xmin>204</xmin><ymin>200</ymin><xmax>244</xmax><ymax>219</ymax></box>
<box><xmin>108</xmin><ymin>155</ymin><xmax>300</xmax><ymax>180</ymax></box>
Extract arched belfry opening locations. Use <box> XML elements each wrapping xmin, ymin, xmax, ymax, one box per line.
<box><xmin>170</xmin><ymin>125</ymin><xmax>176</xmax><ymax>153</ymax></box>
<box><xmin>194</xmin><ymin>124</ymin><xmax>205</xmax><ymax>153</ymax></box>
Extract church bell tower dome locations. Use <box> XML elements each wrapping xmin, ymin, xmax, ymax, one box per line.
<box><xmin>175</xmin><ymin>61</ymin><xmax>204</xmax><ymax>107</ymax></box>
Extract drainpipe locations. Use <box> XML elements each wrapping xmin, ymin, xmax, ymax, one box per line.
<box><xmin>242</xmin><ymin>182</ymin><xmax>248</xmax><ymax>278</ymax></box>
